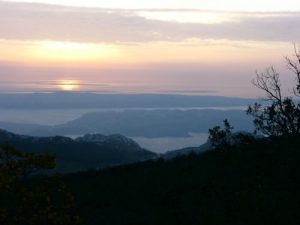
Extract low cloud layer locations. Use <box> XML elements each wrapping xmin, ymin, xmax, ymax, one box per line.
<box><xmin>0</xmin><ymin>1</ymin><xmax>300</xmax><ymax>43</ymax></box>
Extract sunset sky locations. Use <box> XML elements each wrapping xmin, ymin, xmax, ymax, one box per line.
<box><xmin>0</xmin><ymin>0</ymin><xmax>300</xmax><ymax>97</ymax></box>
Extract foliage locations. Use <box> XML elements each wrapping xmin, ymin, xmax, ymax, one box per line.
<box><xmin>208</xmin><ymin>119</ymin><xmax>257</xmax><ymax>150</ymax></box>
<box><xmin>0</xmin><ymin>144</ymin><xmax>80</xmax><ymax>225</ymax></box>
<box><xmin>208</xmin><ymin>119</ymin><xmax>234</xmax><ymax>148</ymax></box>
<box><xmin>247</xmin><ymin>46</ymin><xmax>300</xmax><ymax>136</ymax></box>
<box><xmin>64</xmin><ymin>135</ymin><xmax>300</xmax><ymax>225</ymax></box>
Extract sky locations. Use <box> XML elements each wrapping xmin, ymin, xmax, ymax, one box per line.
<box><xmin>0</xmin><ymin>0</ymin><xmax>300</xmax><ymax>97</ymax></box>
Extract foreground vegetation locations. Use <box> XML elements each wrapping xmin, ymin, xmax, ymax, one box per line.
<box><xmin>1</xmin><ymin>133</ymin><xmax>300</xmax><ymax>225</ymax></box>
<box><xmin>66</xmin><ymin>135</ymin><xmax>300</xmax><ymax>225</ymax></box>
<box><xmin>0</xmin><ymin>144</ymin><xmax>80</xmax><ymax>225</ymax></box>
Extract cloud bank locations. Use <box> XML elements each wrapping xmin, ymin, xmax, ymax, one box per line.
<box><xmin>0</xmin><ymin>1</ymin><xmax>300</xmax><ymax>43</ymax></box>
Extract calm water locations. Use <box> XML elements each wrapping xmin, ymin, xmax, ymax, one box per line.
<box><xmin>132</xmin><ymin>133</ymin><xmax>208</xmax><ymax>153</ymax></box>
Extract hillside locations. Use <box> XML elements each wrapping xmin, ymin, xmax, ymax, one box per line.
<box><xmin>65</xmin><ymin>135</ymin><xmax>300</xmax><ymax>225</ymax></box>
<box><xmin>0</xmin><ymin>130</ymin><xmax>156</xmax><ymax>172</ymax></box>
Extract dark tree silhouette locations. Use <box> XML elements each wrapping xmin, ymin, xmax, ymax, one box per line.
<box><xmin>209</xmin><ymin>119</ymin><xmax>234</xmax><ymax>148</ymax></box>
<box><xmin>247</xmin><ymin>45</ymin><xmax>300</xmax><ymax>137</ymax></box>
<box><xmin>0</xmin><ymin>144</ymin><xmax>80</xmax><ymax>225</ymax></box>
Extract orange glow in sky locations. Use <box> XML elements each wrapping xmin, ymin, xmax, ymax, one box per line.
<box><xmin>0</xmin><ymin>40</ymin><xmax>122</xmax><ymax>65</ymax></box>
<box><xmin>0</xmin><ymin>0</ymin><xmax>299</xmax><ymax>97</ymax></box>
<box><xmin>33</xmin><ymin>41</ymin><xmax>121</xmax><ymax>64</ymax></box>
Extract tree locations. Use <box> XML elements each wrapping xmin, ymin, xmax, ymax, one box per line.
<box><xmin>209</xmin><ymin>119</ymin><xmax>234</xmax><ymax>148</ymax></box>
<box><xmin>0</xmin><ymin>144</ymin><xmax>80</xmax><ymax>225</ymax></box>
<box><xmin>247</xmin><ymin>46</ymin><xmax>300</xmax><ymax>137</ymax></box>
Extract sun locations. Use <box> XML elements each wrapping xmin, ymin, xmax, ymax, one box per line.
<box><xmin>57</xmin><ymin>80</ymin><xmax>80</xmax><ymax>91</ymax></box>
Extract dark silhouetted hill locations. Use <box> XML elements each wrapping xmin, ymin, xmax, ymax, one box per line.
<box><xmin>163</xmin><ymin>138</ymin><xmax>212</xmax><ymax>158</ymax></box>
<box><xmin>0</xmin><ymin>129</ymin><xmax>156</xmax><ymax>172</ymax></box>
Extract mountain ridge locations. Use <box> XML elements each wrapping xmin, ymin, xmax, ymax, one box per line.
<box><xmin>0</xmin><ymin>109</ymin><xmax>253</xmax><ymax>138</ymax></box>
<box><xmin>0</xmin><ymin>129</ymin><xmax>157</xmax><ymax>173</ymax></box>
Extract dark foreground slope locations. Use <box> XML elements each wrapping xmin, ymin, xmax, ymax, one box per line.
<box><xmin>0</xmin><ymin>130</ymin><xmax>156</xmax><ymax>172</ymax></box>
<box><xmin>66</xmin><ymin>135</ymin><xmax>300</xmax><ymax>225</ymax></box>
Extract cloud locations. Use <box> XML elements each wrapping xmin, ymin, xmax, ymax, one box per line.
<box><xmin>0</xmin><ymin>1</ymin><xmax>300</xmax><ymax>43</ymax></box>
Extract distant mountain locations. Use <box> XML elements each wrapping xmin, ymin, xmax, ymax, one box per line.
<box><xmin>0</xmin><ymin>129</ymin><xmax>156</xmax><ymax>173</ymax></box>
<box><xmin>0</xmin><ymin>92</ymin><xmax>256</xmax><ymax>109</ymax></box>
<box><xmin>0</xmin><ymin>109</ymin><xmax>254</xmax><ymax>138</ymax></box>
<box><xmin>43</xmin><ymin>109</ymin><xmax>253</xmax><ymax>137</ymax></box>
<box><xmin>76</xmin><ymin>133</ymin><xmax>143</xmax><ymax>153</ymax></box>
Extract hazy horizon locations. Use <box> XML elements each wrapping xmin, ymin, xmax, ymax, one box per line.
<box><xmin>0</xmin><ymin>0</ymin><xmax>299</xmax><ymax>97</ymax></box>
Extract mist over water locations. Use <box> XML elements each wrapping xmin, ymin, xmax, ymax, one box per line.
<box><xmin>0</xmin><ymin>108</ymin><xmax>105</xmax><ymax>125</ymax></box>
<box><xmin>0</xmin><ymin>107</ymin><xmax>247</xmax><ymax>125</ymax></box>
<box><xmin>132</xmin><ymin>133</ymin><xmax>209</xmax><ymax>153</ymax></box>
